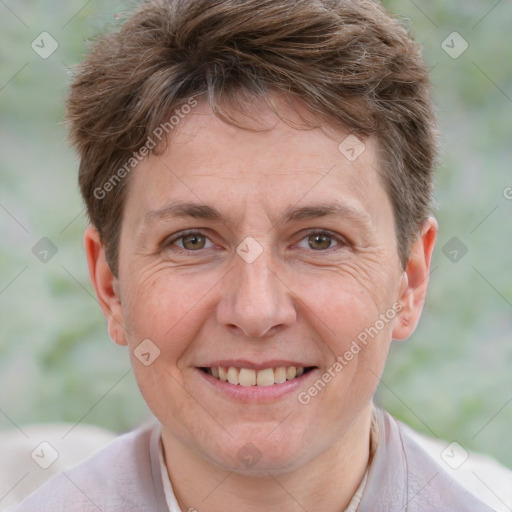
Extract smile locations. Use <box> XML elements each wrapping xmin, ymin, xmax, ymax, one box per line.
<box><xmin>200</xmin><ymin>366</ymin><xmax>315</xmax><ymax>386</ymax></box>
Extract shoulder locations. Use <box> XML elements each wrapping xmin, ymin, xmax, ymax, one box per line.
<box><xmin>393</xmin><ymin>413</ymin><xmax>498</xmax><ymax>511</ymax></box>
<box><xmin>360</xmin><ymin>408</ymin><xmax>497</xmax><ymax>511</ymax></box>
<box><xmin>13</xmin><ymin>422</ymin><xmax>162</xmax><ymax>512</ymax></box>
<box><xmin>398</xmin><ymin>418</ymin><xmax>511</xmax><ymax>512</ymax></box>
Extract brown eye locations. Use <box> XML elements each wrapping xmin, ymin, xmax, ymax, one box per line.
<box><xmin>295</xmin><ymin>230</ymin><xmax>346</xmax><ymax>252</ymax></box>
<box><xmin>164</xmin><ymin>230</ymin><xmax>216</xmax><ymax>254</ymax></box>
<box><xmin>307</xmin><ymin>233</ymin><xmax>334</xmax><ymax>250</ymax></box>
<box><xmin>180</xmin><ymin>233</ymin><xmax>207</xmax><ymax>250</ymax></box>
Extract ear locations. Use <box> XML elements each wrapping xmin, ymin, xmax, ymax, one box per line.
<box><xmin>84</xmin><ymin>226</ymin><xmax>128</xmax><ymax>346</ymax></box>
<box><xmin>392</xmin><ymin>216</ymin><xmax>438</xmax><ymax>341</ymax></box>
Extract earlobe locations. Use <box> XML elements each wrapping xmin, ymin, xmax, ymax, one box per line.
<box><xmin>392</xmin><ymin>217</ymin><xmax>438</xmax><ymax>341</ymax></box>
<box><xmin>84</xmin><ymin>226</ymin><xmax>128</xmax><ymax>346</ymax></box>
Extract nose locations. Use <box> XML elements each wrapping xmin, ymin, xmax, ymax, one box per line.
<box><xmin>216</xmin><ymin>248</ymin><xmax>297</xmax><ymax>339</ymax></box>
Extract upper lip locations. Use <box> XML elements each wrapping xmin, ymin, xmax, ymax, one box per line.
<box><xmin>197</xmin><ymin>360</ymin><xmax>316</xmax><ymax>371</ymax></box>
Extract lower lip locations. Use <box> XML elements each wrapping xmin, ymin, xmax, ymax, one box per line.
<box><xmin>196</xmin><ymin>368</ymin><xmax>318</xmax><ymax>403</ymax></box>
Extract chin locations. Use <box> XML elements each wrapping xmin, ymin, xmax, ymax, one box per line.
<box><xmin>205</xmin><ymin>431</ymin><xmax>313</xmax><ymax>476</ymax></box>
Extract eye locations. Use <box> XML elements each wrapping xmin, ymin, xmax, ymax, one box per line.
<box><xmin>163</xmin><ymin>229</ymin><xmax>347</xmax><ymax>254</ymax></box>
<box><xmin>166</xmin><ymin>231</ymin><xmax>214</xmax><ymax>251</ymax></box>
<box><xmin>296</xmin><ymin>230</ymin><xmax>346</xmax><ymax>251</ymax></box>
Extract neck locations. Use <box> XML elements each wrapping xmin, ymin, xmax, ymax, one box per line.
<box><xmin>162</xmin><ymin>404</ymin><xmax>374</xmax><ymax>512</ymax></box>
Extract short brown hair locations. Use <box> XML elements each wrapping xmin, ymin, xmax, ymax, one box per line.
<box><xmin>66</xmin><ymin>0</ymin><xmax>438</xmax><ymax>276</ymax></box>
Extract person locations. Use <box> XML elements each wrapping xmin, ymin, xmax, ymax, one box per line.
<box><xmin>14</xmin><ymin>0</ymin><xmax>497</xmax><ymax>510</ymax></box>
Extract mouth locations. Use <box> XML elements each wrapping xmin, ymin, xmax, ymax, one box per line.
<box><xmin>198</xmin><ymin>365</ymin><xmax>316</xmax><ymax>387</ymax></box>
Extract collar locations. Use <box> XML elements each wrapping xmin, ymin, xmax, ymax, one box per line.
<box><xmin>157</xmin><ymin>407</ymin><xmax>380</xmax><ymax>512</ymax></box>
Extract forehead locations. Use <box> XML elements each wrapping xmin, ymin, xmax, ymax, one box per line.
<box><xmin>125</xmin><ymin>96</ymin><xmax>393</xmax><ymax>234</ymax></box>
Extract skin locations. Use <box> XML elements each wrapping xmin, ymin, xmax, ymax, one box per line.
<box><xmin>85</xmin><ymin>96</ymin><xmax>437</xmax><ymax>512</ymax></box>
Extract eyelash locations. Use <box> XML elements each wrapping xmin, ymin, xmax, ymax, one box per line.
<box><xmin>164</xmin><ymin>229</ymin><xmax>349</xmax><ymax>254</ymax></box>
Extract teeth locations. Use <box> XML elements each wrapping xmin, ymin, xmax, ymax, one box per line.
<box><xmin>206</xmin><ymin>366</ymin><xmax>307</xmax><ymax>386</ymax></box>
<box><xmin>286</xmin><ymin>367</ymin><xmax>297</xmax><ymax>380</ymax></box>
<box><xmin>239</xmin><ymin>368</ymin><xmax>256</xmax><ymax>386</ymax></box>
<box><xmin>227</xmin><ymin>367</ymin><xmax>239</xmax><ymax>385</ymax></box>
<box><xmin>274</xmin><ymin>367</ymin><xmax>287</xmax><ymax>383</ymax></box>
<box><xmin>256</xmin><ymin>368</ymin><xmax>274</xmax><ymax>386</ymax></box>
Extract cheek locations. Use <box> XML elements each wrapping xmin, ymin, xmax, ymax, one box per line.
<box><xmin>122</xmin><ymin>265</ymin><xmax>212</xmax><ymax>331</ymax></box>
<box><xmin>304</xmin><ymin>267</ymin><xmax>395</xmax><ymax>343</ymax></box>
<box><xmin>120</xmin><ymin>268</ymin><xmax>206</xmax><ymax>366</ymax></box>
<box><xmin>300</xmin><ymin>266</ymin><xmax>397</xmax><ymax>398</ymax></box>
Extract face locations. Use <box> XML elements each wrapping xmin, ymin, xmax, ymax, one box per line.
<box><xmin>86</xmin><ymin>96</ymin><xmax>435</xmax><ymax>475</ymax></box>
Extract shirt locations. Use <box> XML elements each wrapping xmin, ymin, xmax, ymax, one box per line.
<box><xmin>13</xmin><ymin>408</ymin><xmax>495</xmax><ymax>511</ymax></box>
<box><xmin>158</xmin><ymin>407</ymin><xmax>381</xmax><ymax>511</ymax></box>
<box><xmin>158</xmin><ymin>440</ymin><xmax>369</xmax><ymax>511</ymax></box>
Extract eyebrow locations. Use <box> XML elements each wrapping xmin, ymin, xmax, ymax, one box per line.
<box><xmin>143</xmin><ymin>200</ymin><xmax>372</xmax><ymax>229</ymax></box>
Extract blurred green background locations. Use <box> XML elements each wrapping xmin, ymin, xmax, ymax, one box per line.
<box><xmin>0</xmin><ymin>0</ymin><xmax>511</xmax><ymax>469</ymax></box>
